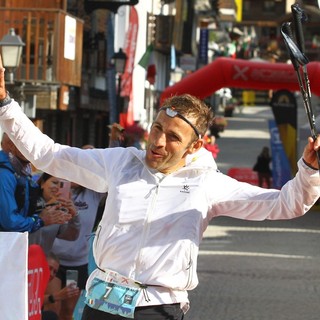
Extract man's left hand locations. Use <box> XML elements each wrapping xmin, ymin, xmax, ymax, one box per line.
<box><xmin>303</xmin><ymin>136</ymin><xmax>320</xmax><ymax>169</ymax></box>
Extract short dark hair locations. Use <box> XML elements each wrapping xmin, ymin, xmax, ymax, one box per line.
<box><xmin>160</xmin><ymin>94</ymin><xmax>215</xmax><ymax>138</ymax></box>
<box><xmin>47</xmin><ymin>251</ymin><xmax>60</xmax><ymax>264</ymax></box>
<box><xmin>37</xmin><ymin>172</ymin><xmax>52</xmax><ymax>185</ymax></box>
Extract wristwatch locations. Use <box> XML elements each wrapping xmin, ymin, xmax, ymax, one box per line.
<box><xmin>0</xmin><ymin>91</ymin><xmax>12</xmax><ymax>107</ymax></box>
<box><xmin>48</xmin><ymin>294</ymin><xmax>55</xmax><ymax>303</ymax></box>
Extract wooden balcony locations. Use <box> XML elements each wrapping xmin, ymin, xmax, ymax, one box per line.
<box><xmin>0</xmin><ymin>8</ymin><xmax>83</xmax><ymax>87</ymax></box>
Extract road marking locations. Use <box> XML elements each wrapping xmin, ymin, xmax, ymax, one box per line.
<box><xmin>204</xmin><ymin>225</ymin><xmax>320</xmax><ymax>238</ymax></box>
<box><xmin>200</xmin><ymin>225</ymin><xmax>318</xmax><ymax>259</ymax></box>
<box><xmin>198</xmin><ymin>250</ymin><xmax>312</xmax><ymax>259</ymax></box>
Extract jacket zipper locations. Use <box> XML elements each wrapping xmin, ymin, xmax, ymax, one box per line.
<box><xmin>135</xmin><ymin>182</ymin><xmax>160</xmax><ymax>277</ymax></box>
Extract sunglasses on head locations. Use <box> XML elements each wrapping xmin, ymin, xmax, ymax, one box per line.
<box><xmin>160</xmin><ymin>106</ymin><xmax>201</xmax><ymax>139</ymax></box>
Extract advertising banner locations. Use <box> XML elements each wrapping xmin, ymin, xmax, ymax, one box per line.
<box><xmin>160</xmin><ymin>57</ymin><xmax>320</xmax><ymax>103</ymax></box>
<box><xmin>120</xmin><ymin>6</ymin><xmax>138</xmax><ymax>127</ymax></box>
<box><xmin>120</xmin><ymin>6</ymin><xmax>138</xmax><ymax>97</ymax></box>
<box><xmin>28</xmin><ymin>245</ymin><xmax>50</xmax><ymax>320</ymax></box>
<box><xmin>269</xmin><ymin>119</ymin><xmax>292</xmax><ymax>189</ymax></box>
<box><xmin>198</xmin><ymin>28</ymin><xmax>209</xmax><ymax>65</ymax></box>
<box><xmin>271</xmin><ymin>90</ymin><xmax>297</xmax><ymax>174</ymax></box>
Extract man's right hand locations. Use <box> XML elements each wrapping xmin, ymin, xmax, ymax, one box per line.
<box><xmin>53</xmin><ymin>284</ymin><xmax>80</xmax><ymax>302</ymax></box>
<box><xmin>110</xmin><ymin>123</ymin><xmax>125</xmax><ymax>141</ymax></box>
<box><xmin>39</xmin><ymin>205</ymin><xmax>72</xmax><ymax>226</ymax></box>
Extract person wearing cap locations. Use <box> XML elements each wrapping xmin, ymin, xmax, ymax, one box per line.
<box><xmin>0</xmin><ymin>60</ymin><xmax>319</xmax><ymax>319</ymax></box>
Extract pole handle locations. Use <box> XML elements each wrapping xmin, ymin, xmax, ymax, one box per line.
<box><xmin>291</xmin><ymin>4</ymin><xmax>307</xmax><ymax>54</ymax></box>
<box><xmin>280</xmin><ymin>22</ymin><xmax>308</xmax><ymax>70</ymax></box>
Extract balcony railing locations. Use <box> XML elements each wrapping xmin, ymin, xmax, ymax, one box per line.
<box><xmin>0</xmin><ymin>8</ymin><xmax>83</xmax><ymax>87</ymax></box>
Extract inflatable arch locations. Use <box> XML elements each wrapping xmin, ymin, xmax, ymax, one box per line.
<box><xmin>160</xmin><ymin>57</ymin><xmax>320</xmax><ymax>104</ymax></box>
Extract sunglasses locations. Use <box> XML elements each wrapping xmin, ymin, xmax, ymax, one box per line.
<box><xmin>160</xmin><ymin>106</ymin><xmax>201</xmax><ymax>138</ymax></box>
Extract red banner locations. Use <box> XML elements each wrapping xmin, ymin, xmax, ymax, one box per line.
<box><xmin>119</xmin><ymin>6</ymin><xmax>139</xmax><ymax>128</ymax></box>
<box><xmin>160</xmin><ymin>57</ymin><xmax>320</xmax><ymax>104</ymax></box>
<box><xmin>120</xmin><ymin>7</ymin><xmax>138</xmax><ymax>97</ymax></box>
<box><xmin>28</xmin><ymin>245</ymin><xmax>50</xmax><ymax>320</ymax></box>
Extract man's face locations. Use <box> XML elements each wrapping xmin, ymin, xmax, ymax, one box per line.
<box><xmin>145</xmin><ymin>110</ymin><xmax>199</xmax><ymax>174</ymax></box>
<box><xmin>47</xmin><ymin>257</ymin><xmax>59</xmax><ymax>282</ymax></box>
<box><xmin>11</xmin><ymin>144</ymin><xmax>29</xmax><ymax>163</ymax></box>
<box><xmin>1</xmin><ymin>133</ymin><xmax>29</xmax><ymax>163</ymax></box>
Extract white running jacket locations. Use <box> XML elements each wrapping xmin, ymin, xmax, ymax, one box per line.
<box><xmin>1</xmin><ymin>101</ymin><xmax>320</xmax><ymax>308</ymax></box>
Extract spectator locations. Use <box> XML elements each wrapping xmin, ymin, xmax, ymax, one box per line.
<box><xmin>253</xmin><ymin>146</ymin><xmax>272</xmax><ymax>188</ymax></box>
<box><xmin>42</xmin><ymin>252</ymin><xmax>79</xmax><ymax>320</ymax></box>
<box><xmin>50</xmin><ymin>145</ymin><xmax>106</xmax><ymax>320</ymax></box>
<box><xmin>0</xmin><ymin>133</ymin><xmax>67</xmax><ymax>233</ymax></box>
<box><xmin>108</xmin><ymin>123</ymin><xmax>126</xmax><ymax>147</ymax></box>
<box><xmin>29</xmin><ymin>173</ymin><xmax>80</xmax><ymax>255</ymax></box>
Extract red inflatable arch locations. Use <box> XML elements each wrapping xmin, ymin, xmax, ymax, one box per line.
<box><xmin>160</xmin><ymin>57</ymin><xmax>320</xmax><ymax>104</ymax></box>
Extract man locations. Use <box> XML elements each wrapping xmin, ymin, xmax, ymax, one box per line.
<box><xmin>0</xmin><ymin>61</ymin><xmax>319</xmax><ymax>320</ymax></box>
<box><xmin>0</xmin><ymin>133</ymin><xmax>70</xmax><ymax>232</ymax></box>
<box><xmin>42</xmin><ymin>252</ymin><xmax>80</xmax><ymax>320</ymax></box>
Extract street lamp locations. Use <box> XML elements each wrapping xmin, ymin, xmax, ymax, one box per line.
<box><xmin>0</xmin><ymin>28</ymin><xmax>25</xmax><ymax>83</ymax></box>
<box><xmin>112</xmin><ymin>48</ymin><xmax>127</xmax><ymax>122</ymax></box>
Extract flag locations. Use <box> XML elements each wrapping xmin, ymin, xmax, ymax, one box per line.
<box><xmin>138</xmin><ymin>44</ymin><xmax>156</xmax><ymax>84</ymax></box>
<box><xmin>138</xmin><ymin>44</ymin><xmax>154</xmax><ymax>69</ymax></box>
<box><xmin>147</xmin><ymin>64</ymin><xmax>156</xmax><ymax>85</ymax></box>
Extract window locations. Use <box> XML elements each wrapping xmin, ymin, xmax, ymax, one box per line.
<box><xmin>263</xmin><ymin>1</ymin><xmax>275</xmax><ymax>12</ymax></box>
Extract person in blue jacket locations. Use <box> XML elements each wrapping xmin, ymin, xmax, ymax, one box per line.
<box><xmin>0</xmin><ymin>132</ymin><xmax>71</xmax><ymax>232</ymax></box>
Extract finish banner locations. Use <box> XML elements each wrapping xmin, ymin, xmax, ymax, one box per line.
<box><xmin>160</xmin><ymin>57</ymin><xmax>320</xmax><ymax>103</ymax></box>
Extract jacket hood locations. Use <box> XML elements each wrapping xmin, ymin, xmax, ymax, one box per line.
<box><xmin>0</xmin><ymin>150</ymin><xmax>12</xmax><ymax>170</ymax></box>
<box><xmin>186</xmin><ymin>147</ymin><xmax>217</xmax><ymax>170</ymax></box>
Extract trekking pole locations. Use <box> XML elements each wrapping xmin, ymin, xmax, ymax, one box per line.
<box><xmin>291</xmin><ymin>4</ymin><xmax>314</xmax><ymax>120</ymax></box>
<box><xmin>281</xmin><ymin>17</ymin><xmax>320</xmax><ymax>171</ymax></box>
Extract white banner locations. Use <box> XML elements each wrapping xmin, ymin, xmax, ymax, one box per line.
<box><xmin>64</xmin><ymin>15</ymin><xmax>76</xmax><ymax>60</ymax></box>
<box><xmin>0</xmin><ymin>232</ymin><xmax>28</xmax><ymax>320</ymax></box>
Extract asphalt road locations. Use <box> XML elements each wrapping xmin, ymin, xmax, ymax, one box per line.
<box><xmin>184</xmin><ymin>106</ymin><xmax>320</xmax><ymax>320</ymax></box>
<box><xmin>185</xmin><ymin>212</ymin><xmax>320</xmax><ymax>320</ymax></box>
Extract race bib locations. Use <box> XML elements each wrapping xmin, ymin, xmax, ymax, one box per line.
<box><xmin>85</xmin><ymin>271</ymin><xmax>142</xmax><ymax>318</ymax></box>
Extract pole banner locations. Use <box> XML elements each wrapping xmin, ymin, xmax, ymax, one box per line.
<box><xmin>120</xmin><ymin>6</ymin><xmax>139</xmax><ymax>127</ymax></box>
<box><xmin>270</xmin><ymin>90</ymin><xmax>297</xmax><ymax>174</ymax></box>
<box><xmin>120</xmin><ymin>6</ymin><xmax>139</xmax><ymax>97</ymax></box>
<box><xmin>268</xmin><ymin>119</ymin><xmax>292</xmax><ymax>189</ymax></box>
